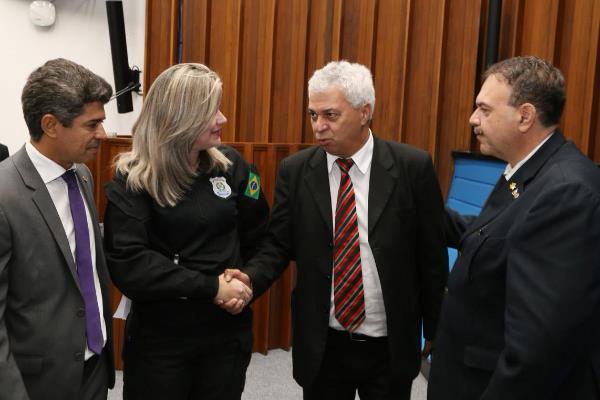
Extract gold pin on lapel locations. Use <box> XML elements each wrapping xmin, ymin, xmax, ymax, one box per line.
<box><xmin>82</xmin><ymin>175</ymin><xmax>88</xmax><ymax>183</ymax></box>
<box><xmin>509</xmin><ymin>182</ymin><xmax>519</xmax><ymax>199</ymax></box>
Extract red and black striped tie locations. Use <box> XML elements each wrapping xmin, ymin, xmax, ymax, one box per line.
<box><xmin>333</xmin><ymin>158</ymin><xmax>365</xmax><ymax>332</ymax></box>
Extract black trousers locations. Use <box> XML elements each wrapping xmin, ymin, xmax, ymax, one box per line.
<box><xmin>79</xmin><ymin>350</ymin><xmax>109</xmax><ymax>400</ymax></box>
<box><xmin>303</xmin><ymin>328</ymin><xmax>413</xmax><ymax>400</ymax></box>
<box><xmin>122</xmin><ymin>329</ymin><xmax>252</xmax><ymax>400</ymax></box>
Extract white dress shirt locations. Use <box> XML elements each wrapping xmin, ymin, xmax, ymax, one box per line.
<box><xmin>326</xmin><ymin>132</ymin><xmax>387</xmax><ymax>337</ymax></box>
<box><xmin>504</xmin><ymin>133</ymin><xmax>554</xmax><ymax>180</ymax></box>
<box><xmin>26</xmin><ymin>142</ymin><xmax>107</xmax><ymax>359</ymax></box>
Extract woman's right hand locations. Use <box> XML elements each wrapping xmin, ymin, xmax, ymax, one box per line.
<box><xmin>214</xmin><ymin>274</ymin><xmax>253</xmax><ymax>314</ymax></box>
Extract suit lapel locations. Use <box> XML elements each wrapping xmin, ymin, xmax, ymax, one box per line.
<box><xmin>304</xmin><ymin>148</ymin><xmax>333</xmax><ymax>232</ymax></box>
<box><xmin>13</xmin><ymin>148</ymin><xmax>79</xmax><ymax>283</ymax></box>
<box><xmin>466</xmin><ymin>176</ymin><xmax>513</xmax><ymax>233</ymax></box>
<box><xmin>303</xmin><ymin>137</ymin><xmax>397</xmax><ymax>235</ymax></box>
<box><xmin>512</xmin><ymin>130</ymin><xmax>565</xmax><ymax>192</ymax></box>
<box><xmin>463</xmin><ymin>130</ymin><xmax>566</xmax><ymax>237</ymax></box>
<box><xmin>368</xmin><ymin>138</ymin><xmax>396</xmax><ymax>235</ymax></box>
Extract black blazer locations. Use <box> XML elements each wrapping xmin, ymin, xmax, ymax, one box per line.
<box><xmin>428</xmin><ymin>131</ymin><xmax>600</xmax><ymax>400</ymax></box>
<box><xmin>245</xmin><ymin>136</ymin><xmax>448</xmax><ymax>387</ymax></box>
<box><xmin>0</xmin><ymin>144</ymin><xmax>8</xmax><ymax>162</ymax></box>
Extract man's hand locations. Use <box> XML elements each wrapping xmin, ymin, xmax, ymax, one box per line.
<box><xmin>223</xmin><ymin>268</ymin><xmax>252</xmax><ymax>288</ymax></box>
<box><xmin>213</xmin><ymin>274</ymin><xmax>252</xmax><ymax>315</ymax></box>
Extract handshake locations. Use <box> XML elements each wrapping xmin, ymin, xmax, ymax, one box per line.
<box><xmin>213</xmin><ymin>268</ymin><xmax>252</xmax><ymax>315</ymax></box>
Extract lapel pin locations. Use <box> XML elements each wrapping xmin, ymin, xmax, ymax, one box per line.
<box><xmin>509</xmin><ymin>182</ymin><xmax>519</xmax><ymax>199</ymax></box>
<box><xmin>82</xmin><ymin>175</ymin><xmax>88</xmax><ymax>183</ymax></box>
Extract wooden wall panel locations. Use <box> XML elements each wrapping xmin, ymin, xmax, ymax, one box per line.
<box><xmin>435</xmin><ymin>0</ymin><xmax>482</xmax><ymax>194</ymax></box>
<box><xmin>237</xmin><ymin>0</ymin><xmax>276</xmax><ymax>142</ymax></box>
<box><xmin>401</xmin><ymin>0</ymin><xmax>446</xmax><ymax>156</ymax></box>
<box><xmin>518</xmin><ymin>0</ymin><xmax>560</xmax><ymax>61</ymax></box>
<box><xmin>209</xmin><ymin>1</ymin><xmax>243</xmax><ymax>142</ymax></box>
<box><xmin>270</xmin><ymin>0</ymin><xmax>309</xmax><ymax>142</ymax></box>
<box><xmin>87</xmin><ymin>139</ymin><xmax>132</xmax><ymax>222</ymax></box>
<box><xmin>180</xmin><ymin>1</ymin><xmax>243</xmax><ymax>143</ymax></box>
<box><xmin>555</xmin><ymin>0</ymin><xmax>600</xmax><ymax>155</ymax></box>
<box><xmin>145</xmin><ymin>0</ymin><xmax>600</xmax><ymax>186</ymax></box>
<box><xmin>498</xmin><ymin>0</ymin><xmax>522</xmax><ymax>59</ymax></box>
<box><xmin>144</xmin><ymin>0</ymin><xmax>178</xmax><ymax>91</ymax></box>
<box><xmin>133</xmin><ymin>0</ymin><xmax>600</xmax><ymax>354</ymax></box>
<box><xmin>593</xmin><ymin>33</ymin><xmax>600</xmax><ymax>162</ymax></box>
<box><xmin>303</xmin><ymin>0</ymin><xmax>339</xmax><ymax>143</ymax></box>
<box><xmin>370</xmin><ymin>0</ymin><xmax>410</xmax><ymax>142</ymax></box>
<box><xmin>339</xmin><ymin>0</ymin><xmax>376</xmax><ymax>67</ymax></box>
<box><xmin>180</xmin><ymin>0</ymin><xmax>208</xmax><ymax>62</ymax></box>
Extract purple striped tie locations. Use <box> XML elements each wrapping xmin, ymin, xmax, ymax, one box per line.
<box><xmin>333</xmin><ymin>158</ymin><xmax>365</xmax><ymax>331</ymax></box>
<box><xmin>63</xmin><ymin>170</ymin><xmax>103</xmax><ymax>354</ymax></box>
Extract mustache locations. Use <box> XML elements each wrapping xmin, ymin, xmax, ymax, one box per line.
<box><xmin>473</xmin><ymin>127</ymin><xmax>483</xmax><ymax>136</ymax></box>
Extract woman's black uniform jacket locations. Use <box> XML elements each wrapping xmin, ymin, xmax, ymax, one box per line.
<box><xmin>103</xmin><ymin>146</ymin><xmax>269</xmax><ymax>346</ymax></box>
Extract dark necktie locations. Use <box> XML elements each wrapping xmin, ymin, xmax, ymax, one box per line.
<box><xmin>333</xmin><ymin>158</ymin><xmax>365</xmax><ymax>331</ymax></box>
<box><xmin>62</xmin><ymin>170</ymin><xmax>103</xmax><ymax>354</ymax></box>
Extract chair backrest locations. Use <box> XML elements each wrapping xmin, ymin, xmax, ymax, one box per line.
<box><xmin>446</xmin><ymin>151</ymin><xmax>506</xmax><ymax>269</ymax></box>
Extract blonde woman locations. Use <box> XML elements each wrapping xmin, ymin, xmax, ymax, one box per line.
<box><xmin>103</xmin><ymin>63</ymin><xmax>269</xmax><ymax>400</ymax></box>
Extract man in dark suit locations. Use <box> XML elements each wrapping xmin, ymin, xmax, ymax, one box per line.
<box><xmin>0</xmin><ymin>143</ymin><xmax>8</xmax><ymax>162</ymax></box>
<box><xmin>0</xmin><ymin>59</ymin><xmax>115</xmax><ymax>400</ymax></box>
<box><xmin>428</xmin><ymin>56</ymin><xmax>600</xmax><ymax>399</ymax></box>
<box><xmin>225</xmin><ymin>60</ymin><xmax>448</xmax><ymax>399</ymax></box>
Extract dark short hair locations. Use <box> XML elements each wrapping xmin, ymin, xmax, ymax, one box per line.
<box><xmin>483</xmin><ymin>56</ymin><xmax>565</xmax><ymax>127</ymax></box>
<box><xmin>21</xmin><ymin>58</ymin><xmax>113</xmax><ymax>140</ymax></box>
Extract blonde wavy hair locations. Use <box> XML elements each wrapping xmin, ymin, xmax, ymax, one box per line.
<box><xmin>115</xmin><ymin>63</ymin><xmax>231</xmax><ymax>207</ymax></box>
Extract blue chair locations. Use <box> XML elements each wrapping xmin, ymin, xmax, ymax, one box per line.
<box><xmin>446</xmin><ymin>151</ymin><xmax>506</xmax><ymax>270</ymax></box>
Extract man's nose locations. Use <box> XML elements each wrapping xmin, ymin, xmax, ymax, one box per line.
<box><xmin>469</xmin><ymin>110</ymin><xmax>479</xmax><ymax>126</ymax></box>
<box><xmin>96</xmin><ymin>123</ymin><xmax>107</xmax><ymax>139</ymax></box>
<box><xmin>314</xmin><ymin>115</ymin><xmax>328</xmax><ymax>132</ymax></box>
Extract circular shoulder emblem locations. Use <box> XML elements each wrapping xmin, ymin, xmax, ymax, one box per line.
<box><xmin>209</xmin><ymin>176</ymin><xmax>232</xmax><ymax>198</ymax></box>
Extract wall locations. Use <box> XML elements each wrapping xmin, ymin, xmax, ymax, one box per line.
<box><xmin>145</xmin><ymin>0</ymin><xmax>483</xmax><ymax>195</ymax></box>
<box><xmin>144</xmin><ymin>0</ymin><xmax>600</xmax><ymax>197</ymax></box>
<box><xmin>0</xmin><ymin>0</ymin><xmax>145</xmax><ymax>154</ymax></box>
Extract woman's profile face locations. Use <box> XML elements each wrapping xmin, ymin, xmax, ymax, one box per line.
<box><xmin>191</xmin><ymin>109</ymin><xmax>227</xmax><ymax>154</ymax></box>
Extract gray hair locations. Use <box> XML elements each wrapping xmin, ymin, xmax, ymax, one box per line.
<box><xmin>308</xmin><ymin>60</ymin><xmax>376</xmax><ymax>119</ymax></box>
<box><xmin>21</xmin><ymin>58</ymin><xmax>112</xmax><ymax>141</ymax></box>
<box><xmin>115</xmin><ymin>63</ymin><xmax>231</xmax><ymax>207</ymax></box>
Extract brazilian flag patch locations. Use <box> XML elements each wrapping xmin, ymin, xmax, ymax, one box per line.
<box><xmin>244</xmin><ymin>171</ymin><xmax>261</xmax><ymax>199</ymax></box>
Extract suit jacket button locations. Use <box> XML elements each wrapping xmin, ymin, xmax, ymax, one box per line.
<box><xmin>444</xmin><ymin>287</ymin><xmax>449</xmax><ymax>294</ymax></box>
<box><xmin>328</xmin><ymin>242</ymin><xmax>333</xmax><ymax>248</ymax></box>
<box><xmin>77</xmin><ymin>308</ymin><xmax>85</xmax><ymax>317</ymax></box>
<box><xmin>326</xmin><ymin>274</ymin><xmax>331</xmax><ymax>280</ymax></box>
<box><xmin>74</xmin><ymin>352</ymin><xmax>84</xmax><ymax>362</ymax></box>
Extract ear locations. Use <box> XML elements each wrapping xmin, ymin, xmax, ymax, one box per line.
<box><xmin>360</xmin><ymin>104</ymin><xmax>371</xmax><ymax>126</ymax></box>
<box><xmin>40</xmin><ymin>114</ymin><xmax>60</xmax><ymax>138</ymax></box>
<box><xmin>517</xmin><ymin>103</ymin><xmax>536</xmax><ymax>132</ymax></box>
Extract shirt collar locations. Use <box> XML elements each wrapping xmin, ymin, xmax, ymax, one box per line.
<box><xmin>326</xmin><ymin>130</ymin><xmax>374</xmax><ymax>174</ymax></box>
<box><xmin>503</xmin><ymin>132</ymin><xmax>554</xmax><ymax>181</ymax></box>
<box><xmin>25</xmin><ymin>141</ymin><xmax>75</xmax><ymax>184</ymax></box>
